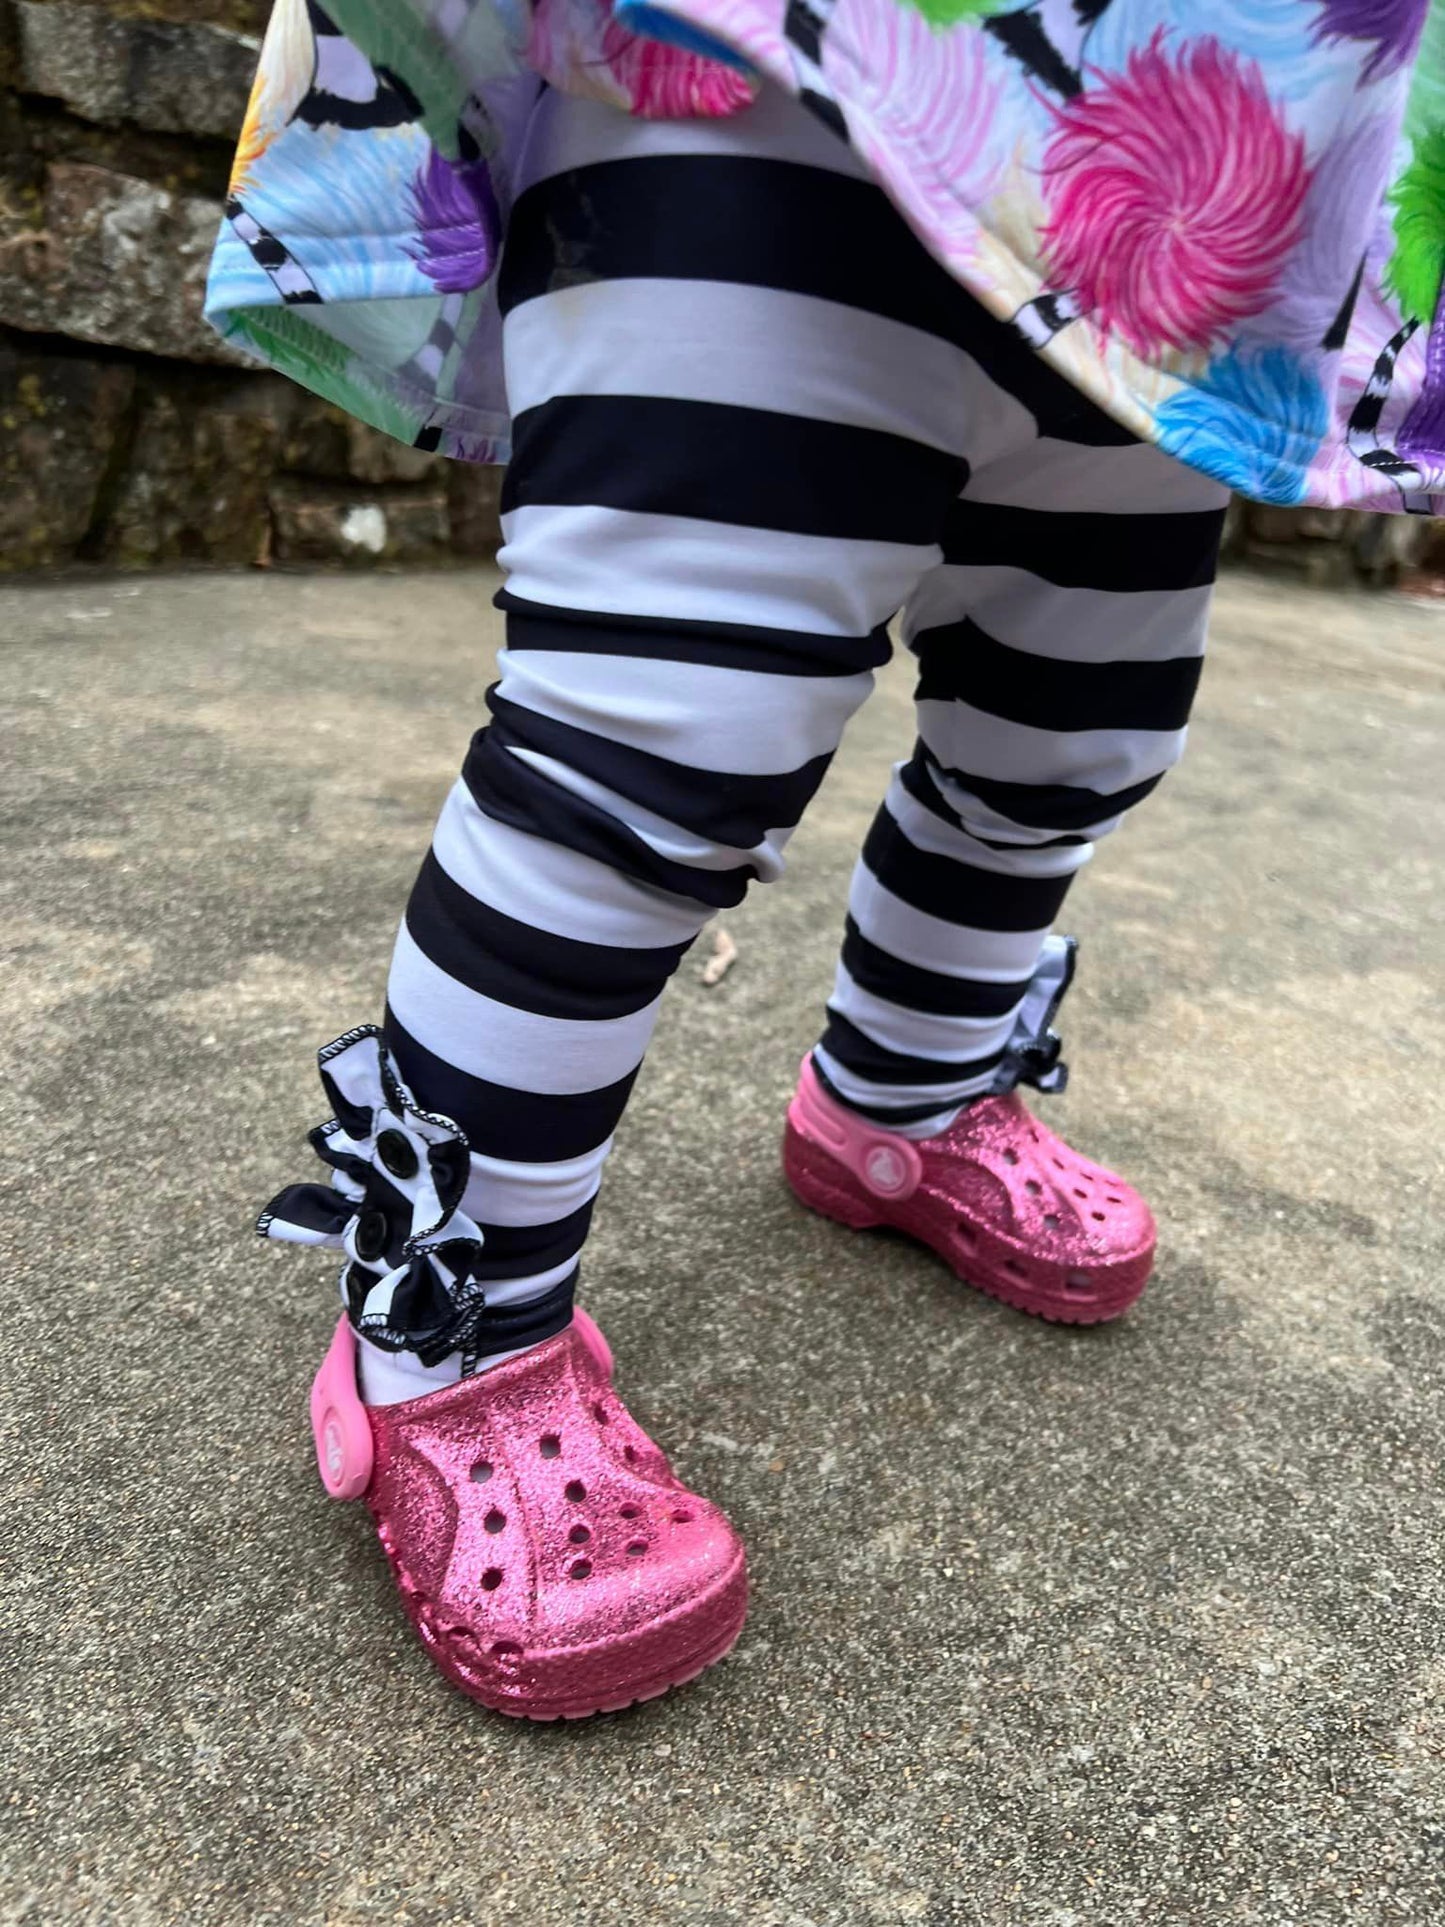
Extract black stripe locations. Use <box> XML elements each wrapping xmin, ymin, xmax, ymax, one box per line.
<box><xmin>921</xmin><ymin>751</ymin><xmax>1163</xmax><ymax>834</ymax></box>
<box><xmin>384</xmin><ymin>1009</ymin><xmax>638</xmax><ymax>1162</ymax></box>
<box><xmin>943</xmin><ymin>500</ymin><xmax>1225</xmax><ymax>593</ymax></box>
<box><xmin>862</xmin><ymin>806</ymin><xmax>1070</xmax><ymax>931</ymax></box>
<box><xmin>501</xmin><ymin>395</ymin><xmax>962</xmax><ymax>545</ymax></box>
<box><xmin>466</xmin><ymin>1268</ymin><xmax>578</xmax><ymax>1362</ymax></box>
<box><xmin>484</xmin><ymin>692</ymin><xmax>835</xmax><ymax>848</ymax></box>
<box><xmin>819</xmin><ymin>1009</ymin><xmax>1007</xmax><ymax>1089</ymax></box>
<box><xmin>498</xmin><ymin>591</ymin><xmax>893</xmax><ymax>680</ymax></box>
<box><xmin>812</xmin><ymin>1051</ymin><xmax>971</xmax><ymax>1127</ymax></box>
<box><xmin>912</xmin><ymin>618</ymin><xmax>1204</xmax><ymax>733</ymax></box>
<box><xmin>498</xmin><ymin>158</ymin><xmax>1138</xmax><ymax>447</ymax></box>
<box><xmin>898</xmin><ymin>749</ymin><xmax>1087</xmax><ymax>849</ymax></box>
<box><xmin>407</xmin><ymin>850</ymin><xmax>687</xmax><ymax>1022</ymax></box>
<box><xmin>471</xmin><ymin>1202</ymin><xmax>595</xmax><ymax>1282</ymax></box>
<box><xmin>841</xmin><ymin>915</ymin><xmax>1030</xmax><ymax>1019</ymax></box>
<box><xmin>462</xmin><ymin>726</ymin><xmax>757</xmax><ymax>911</ymax></box>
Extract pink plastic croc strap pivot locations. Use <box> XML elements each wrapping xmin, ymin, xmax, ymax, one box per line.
<box><xmin>788</xmin><ymin>1055</ymin><xmax>923</xmax><ymax>1201</ymax></box>
<box><xmin>310</xmin><ymin>1316</ymin><xmax>374</xmax><ymax>1500</ymax></box>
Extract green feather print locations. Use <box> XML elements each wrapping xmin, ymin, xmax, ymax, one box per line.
<box><xmin>1387</xmin><ymin>124</ymin><xmax>1445</xmax><ymax>324</ymax></box>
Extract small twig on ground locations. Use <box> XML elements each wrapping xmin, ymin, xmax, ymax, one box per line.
<box><xmin>699</xmin><ymin>927</ymin><xmax>738</xmax><ymax>986</ymax></box>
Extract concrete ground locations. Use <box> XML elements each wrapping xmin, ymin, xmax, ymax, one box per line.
<box><xmin>3</xmin><ymin>565</ymin><xmax>1443</xmax><ymax>1927</ymax></box>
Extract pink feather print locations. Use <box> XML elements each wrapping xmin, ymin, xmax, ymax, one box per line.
<box><xmin>825</xmin><ymin>2</ymin><xmax>1011</xmax><ymax>211</ymax></box>
<box><xmin>1040</xmin><ymin>33</ymin><xmax>1310</xmax><ymax>358</ymax></box>
<box><xmin>598</xmin><ymin>14</ymin><xmax>755</xmax><ymax>116</ymax></box>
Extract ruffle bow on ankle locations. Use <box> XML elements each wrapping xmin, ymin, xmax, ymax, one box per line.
<box><xmin>259</xmin><ymin>1026</ymin><xmax>574</xmax><ymax>1372</ymax></box>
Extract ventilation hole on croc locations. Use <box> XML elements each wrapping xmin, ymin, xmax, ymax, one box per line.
<box><xmin>619</xmin><ymin>1503</ymin><xmax>640</xmax><ymax>1520</ymax></box>
<box><xmin>565</xmin><ymin>1479</ymin><xmax>586</xmax><ymax>1503</ymax></box>
<box><xmin>1052</xmin><ymin>1158</ymin><xmax>1065</xmax><ymax>1171</ymax></box>
<box><xmin>492</xmin><ymin>1639</ymin><xmax>522</xmax><ymax>1657</ymax></box>
<box><xmin>623</xmin><ymin>1445</ymin><xmax>638</xmax><ymax>1465</ymax></box>
<box><xmin>627</xmin><ymin>1540</ymin><xmax>648</xmax><ymax>1558</ymax></box>
<box><xmin>956</xmin><ymin>1226</ymin><xmax>976</xmax><ymax>1249</ymax></box>
<box><xmin>1028</xmin><ymin>1127</ymin><xmax>1040</xmax><ymax>1144</ymax></box>
<box><xmin>1106</xmin><ymin>1195</ymin><xmax>1122</xmax><ymax>1205</ymax></box>
<box><xmin>1043</xmin><ymin>1213</ymin><xmax>1060</xmax><ymax>1231</ymax></box>
<box><xmin>593</xmin><ymin>1402</ymin><xmax>609</xmax><ymax>1424</ymax></box>
<box><xmin>1091</xmin><ymin>1211</ymin><xmax>1106</xmax><ymax>1222</ymax></box>
<box><xmin>569</xmin><ymin>1559</ymin><xmax>592</xmax><ymax>1580</ymax></box>
<box><xmin>568</xmin><ymin>1524</ymin><xmax>591</xmax><ymax>1546</ymax></box>
<box><xmin>1002</xmin><ymin>1149</ymin><xmax>1019</xmax><ymax>1166</ymax></box>
<box><xmin>671</xmin><ymin>1509</ymin><xmax>694</xmax><ymax>1525</ymax></box>
<box><xmin>480</xmin><ymin>1568</ymin><xmax>503</xmax><ymax>1592</ymax></box>
<box><xmin>469</xmin><ymin>1459</ymin><xmax>493</xmax><ymax>1483</ymax></box>
<box><xmin>538</xmin><ymin>1433</ymin><xmax>561</xmax><ymax>1459</ymax></box>
<box><xmin>483</xmin><ymin>1508</ymin><xmax>506</xmax><ymax>1535</ymax></box>
<box><xmin>1025</xmin><ymin>1180</ymin><xmax>1042</xmax><ymax>1196</ymax></box>
<box><xmin>1005</xmin><ymin>1259</ymin><xmax>1027</xmax><ymax>1277</ymax></box>
<box><xmin>1073</xmin><ymin>1189</ymin><xmax>1088</xmax><ymax>1200</ymax></box>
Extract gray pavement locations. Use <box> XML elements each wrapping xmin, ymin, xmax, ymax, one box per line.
<box><xmin>4</xmin><ymin>566</ymin><xmax>1444</xmax><ymax>1927</ymax></box>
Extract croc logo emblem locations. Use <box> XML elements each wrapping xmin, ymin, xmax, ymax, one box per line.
<box><xmin>864</xmin><ymin>1145</ymin><xmax>910</xmax><ymax>1195</ymax></box>
<box><xmin>323</xmin><ymin>1414</ymin><xmax>345</xmax><ymax>1481</ymax></box>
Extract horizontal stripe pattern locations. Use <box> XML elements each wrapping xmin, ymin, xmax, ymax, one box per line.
<box><xmin>861</xmin><ymin>805</ymin><xmax>1073</xmax><ymax>932</ymax></box>
<box><xmin>406</xmin><ymin>850</ymin><xmax>688</xmax><ymax>1021</ymax></box>
<box><xmin>366</xmin><ymin>83</ymin><xmax>1228</xmax><ymax>1362</ymax></box>
<box><xmin>384</xmin><ymin>1009</ymin><xmax>643</xmax><ymax>1166</ymax></box>
<box><xmin>502</xmin><ymin>394</ymin><xmax>965</xmax><ymax>545</ymax></box>
<box><xmin>499</xmin><ymin>504</ymin><xmax>940</xmax><ymax>639</ymax></box>
<box><xmin>501</xmin><ymin>274</ymin><xmax>988</xmax><ymax>457</ymax></box>
<box><xmin>912</xmin><ymin>618</ymin><xmax>1205</xmax><ymax>734</ymax></box>
<box><xmin>495</xmin><ymin>628</ymin><xmax>877</xmax><ymax>772</ymax></box>
<box><xmin>941</xmin><ymin>499</ymin><xmax>1227</xmax><ymax>593</ymax></box>
<box><xmin>501</xmin><ymin>150</ymin><xmax>1139</xmax><ymax>448</ymax></box>
<box><xmin>494</xmin><ymin>592</ymin><xmax>893</xmax><ymax>680</ymax></box>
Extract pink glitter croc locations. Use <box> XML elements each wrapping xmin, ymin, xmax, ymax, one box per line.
<box><xmin>309</xmin><ymin>1308</ymin><xmax>748</xmax><ymax>1719</ymax></box>
<box><xmin>782</xmin><ymin>1056</ymin><xmax>1155</xmax><ymax>1324</ymax></box>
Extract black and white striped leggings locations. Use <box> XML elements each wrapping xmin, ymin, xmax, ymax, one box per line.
<box><xmin>381</xmin><ymin>85</ymin><xmax>1229</xmax><ymax>1347</ymax></box>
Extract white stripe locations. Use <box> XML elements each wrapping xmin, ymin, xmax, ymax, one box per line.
<box><xmin>828</xmin><ymin>965</ymin><xmax>1020</xmax><ymax>1064</ymax></box>
<box><xmin>500</xmin><ymin>503</ymin><xmax>938</xmax><ymax>640</ymax></box>
<box><xmin>849</xmin><ymin>861</ymin><xmax>1050</xmax><ymax>980</ymax></box>
<box><xmin>514</xmin><ymin>749</ymin><xmax>791</xmax><ymax>881</ymax></box>
<box><xmin>903</xmin><ymin>565</ymin><xmax>1212</xmax><ymax>665</ymax></box>
<box><xmin>967</xmin><ymin>439</ymin><xmax>1230</xmax><ymax>515</ymax></box>
<box><xmin>388</xmin><ymin>924</ymin><xmax>660</xmax><ymax>1094</ymax></box>
<box><xmin>497</xmin><ymin>647</ymin><xmax>873</xmax><ymax>776</ymax></box>
<box><xmin>927</xmin><ymin>763</ymin><xmax>1122</xmax><ymax>844</ymax></box>
<box><xmin>916</xmin><ymin>698</ymin><xmax>1187</xmax><ymax>794</ymax></box>
<box><xmin>504</xmin><ymin>277</ymin><xmax>980</xmax><ymax>456</ymax></box>
<box><xmin>516</xmin><ymin>80</ymin><xmax>870</xmax><ymax>194</ymax></box>
<box><xmin>462</xmin><ymin>1143</ymin><xmax>612</xmax><ymax>1229</ymax></box>
<box><xmin>884</xmin><ymin>769</ymin><xmax>1092</xmax><ymax>883</ymax></box>
<box><xmin>813</xmin><ymin>1045</ymin><xmax>998</xmax><ymax>1117</ymax></box>
<box><xmin>431</xmin><ymin>781</ymin><xmax>706</xmax><ymax>947</ymax></box>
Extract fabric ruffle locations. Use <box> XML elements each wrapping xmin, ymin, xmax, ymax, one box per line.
<box><xmin>260</xmin><ymin>1026</ymin><xmax>572</xmax><ymax>1372</ymax></box>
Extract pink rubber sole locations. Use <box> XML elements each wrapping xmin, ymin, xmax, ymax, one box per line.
<box><xmin>783</xmin><ymin>1130</ymin><xmax>1151</xmax><ymax>1325</ymax></box>
<box><xmin>393</xmin><ymin>1545</ymin><xmax>749</xmax><ymax>1720</ymax></box>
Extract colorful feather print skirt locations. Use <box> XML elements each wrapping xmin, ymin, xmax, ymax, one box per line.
<box><xmin>205</xmin><ymin>0</ymin><xmax>1445</xmax><ymax>512</ymax></box>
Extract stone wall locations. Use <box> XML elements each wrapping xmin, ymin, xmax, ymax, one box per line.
<box><xmin>1</xmin><ymin>0</ymin><xmax>1440</xmax><ymax>580</ymax></box>
<box><xmin>0</xmin><ymin>0</ymin><xmax>501</xmax><ymax>570</ymax></box>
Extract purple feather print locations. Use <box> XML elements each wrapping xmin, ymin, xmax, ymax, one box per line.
<box><xmin>1396</xmin><ymin>319</ymin><xmax>1445</xmax><ymax>458</ymax></box>
<box><xmin>1310</xmin><ymin>0</ymin><xmax>1428</xmax><ymax>79</ymax></box>
<box><xmin>408</xmin><ymin>146</ymin><xmax>501</xmax><ymax>294</ymax></box>
<box><xmin>1240</xmin><ymin>110</ymin><xmax>1398</xmax><ymax>356</ymax></box>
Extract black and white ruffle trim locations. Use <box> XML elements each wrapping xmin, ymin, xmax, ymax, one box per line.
<box><xmin>258</xmin><ymin>1025</ymin><xmax>573</xmax><ymax>1372</ymax></box>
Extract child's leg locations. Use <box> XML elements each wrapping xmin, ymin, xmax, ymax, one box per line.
<box><xmin>783</xmin><ymin>375</ymin><xmax>1228</xmax><ymax>1321</ymax></box>
<box><xmin>818</xmin><ymin>433</ymin><xmax>1230</xmax><ymax>1130</ymax></box>
<box><xmin>350</xmin><ymin>87</ymin><xmax>983</xmax><ymax>1399</ymax></box>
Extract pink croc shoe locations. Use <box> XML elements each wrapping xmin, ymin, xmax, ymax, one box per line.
<box><xmin>310</xmin><ymin>1309</ymin><xmax>748</xmax><ymax>1719</ymax></box>
<box><xmin>782</xmin><ymin>1056</ymin><xmax>1155</xmax><ymax>1324</ymax></box>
